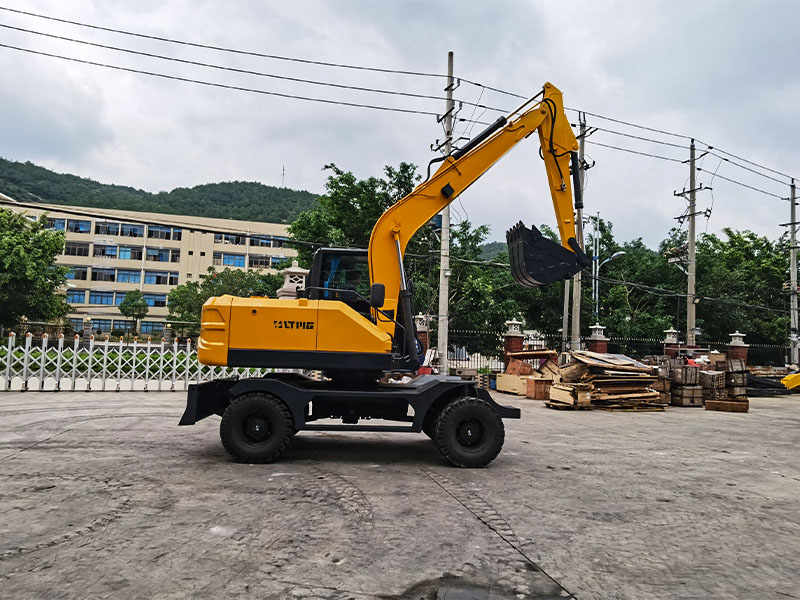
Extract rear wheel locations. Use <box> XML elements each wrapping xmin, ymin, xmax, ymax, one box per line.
<box><xmin>220</xmin><ymin>392</ymin><xmax>293</xmax><ymax>464</ymax></box>
<box><xmin>434</xmin><ymin>397</ymin><xmax>504</xmax><ymax>468</ymax></box>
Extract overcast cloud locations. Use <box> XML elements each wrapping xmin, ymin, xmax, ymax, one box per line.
<box><xmin>1</xmin><ymin>0</ymin><xmax>798</xmax><ymax>248</ymax></box>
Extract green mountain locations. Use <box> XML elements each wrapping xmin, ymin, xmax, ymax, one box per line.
<box><xmin>0</xmin><ymin>157</ymin><xmax>317</xmax><ymax>224</ymax></box>
<box><xmin>479</xmin><ymin>240</ymin><xmax>507</xmax><ymax>260</ymax></box>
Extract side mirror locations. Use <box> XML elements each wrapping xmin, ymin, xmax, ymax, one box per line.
<box><xmin>369</xmin><ymin>283</ymin><xmax>385</xmax><ymax>308</ymax></box>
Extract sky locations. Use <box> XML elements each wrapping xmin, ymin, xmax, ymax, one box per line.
<box><xmin>1</xmin><ymin>0</ymin><xmax>798</xmax><ymax>250</ymax></box>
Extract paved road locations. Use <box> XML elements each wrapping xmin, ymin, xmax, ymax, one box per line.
<box><xmin>0</xmin><ymin>391</ymin><xmax>798</xmax><ymax>599</ymax></box>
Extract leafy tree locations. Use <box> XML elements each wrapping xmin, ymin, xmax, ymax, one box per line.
<box><xmin>167</xmin><ymin>267</ymin><xmax>283</xmax><ymax>323</ymax></box>
<box><xmin>0</xmin><ymin>209</ymin><xmax>70</xmax><ymax>327</ymax></box>
<box><xmin>118</xmin><ymin>289</ymin><xmax>149</xmax><ymax>333</ymax></box>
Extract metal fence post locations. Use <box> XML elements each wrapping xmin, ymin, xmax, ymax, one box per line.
<box><xmin>4</xmin><ymin>332</ymin><xmax>14</xmax><ymax>391</ymax></box>
<box><xmin>158</xmin><ymin>338</ymin><xmax>165</xmax><ymax>391</ymax></box>
<box><xmin>21</xmin><ymin>333</ymin><xmax>32</xmax><ymax>392</ymax></box>
<box><xmin>132</xmin><ymin>338</ymin><xmax>139</xmax><ymax>391</ymax></box>
<box><xmin>71</xmin><ymin>335</ymin><xmax>79</xmax><ymax>391</ymax></box>
<box><xmin>38</xmin><ymin>333</ymin><xmax>48</xmax><ymax>391</ymax></box>
<box><xmin>101</xmin><ymin>335</ymin><xmax>109</xmax><ymax>391</ymax></box>
<box><xmin>171</xmin><ymin>339</ymin><xmax>178</xmax><ymax>392</ymax></box>
<box><xmin>54</xmin><ymin>334</ymin><xmax>64</xmax><ymax>391</ymax></box>
<box><xmin>184</xmin><ymin>339</ymin><xmax>191</xmax><ymax>389</ymax></box>
<box><xmin>86</xmin><ymin>335</ymin><xmax>95</xmax><ymax>391</ymax></box>
<box><xmin>144</xmin><ymin>337</ymin><xmax>152</xmax><ymax>392</ymax></box>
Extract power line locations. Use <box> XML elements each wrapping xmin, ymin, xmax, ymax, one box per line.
<box><xmin>0</xmin><ymin>43</ymin><xmax>440</xmax><ymax>117</ymax></box>
<box><xmin>589</xmin><ymin>126</ymin><xmax>688</xmax><ymax>149</ymax></box>
<box><xmin>706</xmin><ymin>151</ymin><xmax>787</xmax><ymax>185</ymax></box>
<box><xmin>585</xmin><ymin>140</ymin><xmax>684</xmax><ymax>163</ymax></box>
<box><xmin>0</xmin><ymin>22</ymin><xmax>461</xmax><ymax>106</ymax></box>
<box><xmin>696</xmin><ymin>166</ymin><xmax>787</xmax><ymax>200</ymax></box>
<box><xmin>565</xmin><ymin>107</ymin><xmax>691</xmax><ymax>140</ymax></box>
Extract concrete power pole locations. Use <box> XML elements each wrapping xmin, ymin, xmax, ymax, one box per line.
<box><xmin>687</xmin><ymin>139</ymin><xmax>697</xmax><ymax>348</ymax></box>
<box><xmin>570</xmin><ymin>114</ymin><xmax>587</xmax><ymax>350</ymax></box>
<box><xmin>437</xmin><ymin>51</ymin><xmax>455</xmax><ymax>374</ymax></box>
<box><xmin>791</xmin><ymin>178</ymin><xmax>798</xmax><ymax>365</ymax></box>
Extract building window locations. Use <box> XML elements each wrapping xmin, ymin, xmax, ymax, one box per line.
<box><xmin>172</xmin><ymin>228</ymin><xmax>182</xmax><ymax>241</ymax></box>
<box><xmin>271</xmin><ymin>256</ymin><xmax>289</xmax><ymax>268</ymax></box>
<box><xmin>120</xmin><ymin>223</ymin><xmax>145</xmax><ymax>237</ymax></box>
<box><xmin>214</xmin><ymin>252</ymin><xmax>245</xmax><ymax>267</ymax></box>
<box><xmin>91</xmin><ymin>319</ymin><xmax>113</xmax><ymax>333</ymax></box>
<box><xmin>66</xmin><ymin>289</ymin><xmax>86</xmax><ymax>304</ymax></box>
<box><xmin>143</xmin><ymin>293</ymin><xmax>167</xmax><ymax>307</ymax></box>
<box><xmin>114</xmin><ymin>292</ymin><xmax>127</xmax><ymax>306</ymax></box>
<box><xmin>113</xmin><ymin>319</ymin><xmax>133</xmax><ymax>332</ymax></box>
<box><xmin>93</xmin><ymin>244</ymin><xmax>118</xmax><ymax>258</ymax></box>
<box><xmin>250</xmin><ymin>235</ymin><xmax>272</xmax><ymax>248</ymax></box>
<box><xmin>68</xmin><ymin>318</ymin><xmax>84</xmax><ymax>331</ymax></box>
<box><xmin>170</xmin><ymin>249</ymin><xmax>180</xmax><ymax>263</ymax></box>
<box><xmin>91</xmin><ymin>268</ymin><xmax>116</xmax><ymax>282</ymax></box>
<box><xmin>146</xmin><ymin>248</ymin><xmax>170</xmax><ymax>262</ymax></box>
<box><xmin>95</xmin><ymin>222</ymin><xmax>120</xmax><ymax>235</ymax></box>
<box><xmin>200</xmin><ymin>251</ymin><xmax>206</xmax><ymax>256</ymax></box>
<box><xmin>116</xmin><ymin>269</ymin><xmax>141</xmax><ymax>283</ymax></box>
<box><xmin>89</xmin><ymin>291</ymin><xmax>114</xmax><ymax>305</ymax></box>
<box><xmin>66</xmin><ymin>219</ymin><xmax>91</xmax><ymax>233</ymax></box>
<box><xmin>188</xmin><ymin>250</ymin><xmax>193</xmax><ymax>256</ymax></box>
<box><xmin>65</xmin><ymin>266</ymin><xmax>88</xmax><ymax>280</ymax></box>
<box><xmin>148</xmin><ymin>225</ymin><xmax>172</xmax><ymax>240</ymax></box>
<box><xmin>118</xmin><ymin>246</ymin><xmax>143</xmax><ymax>260</ymax></box>
<box><xmin>272</xmin><ymin>237</ymin><xmax>287</xmax><ymax>248</ymax></box>
<box><xmin>140</xmin><ymin>321</ymin><xmax>164</xmax><ymax>334</ymax></box>
<box><xmin>187</xmin><ymin>274</ymin><xmax>192</xmax><ymax>279</ymax></box>
<box><xmin>46</xmin><ymin>218</ymin><xmax>66</xmax><ymax>231</ymax></box>
<box><xmin>214</xmin><ymin>233</ymin><xmax>246</xmax><ymax>245</ymax></box>
<box><xmin>144</xmin><ymin>271</ymin><xmax>177</xmax><ymax>285</ymax></box>
<box><xmin>249</xmin><ymin>255</ymin><xmax>271</xmax><ymax>269</ymax></box>
<box><xmin>64</xmin><ymin>242</ymin><xmax>90</xmax><ymax>257</ymax></box>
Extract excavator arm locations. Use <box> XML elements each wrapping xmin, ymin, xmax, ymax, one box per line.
<box><xmin>368</xmin><ymin>82</ymin><xmax>590</xmax><ymax>341</ymax></box>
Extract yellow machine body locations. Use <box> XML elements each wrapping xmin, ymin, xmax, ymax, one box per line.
<box><xmin>198</xmin><ymin>295</ymin><xmax>392</xmax><ymax>368</ymax></box>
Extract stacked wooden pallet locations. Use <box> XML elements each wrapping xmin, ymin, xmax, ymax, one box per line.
<box><xmin>700</xmin><ymin>370</ymin><xmax>728</xmax><ymax>402</ymax></box>
<box><xmin>545</xmin><ymin>351</ymin><xmax>663</xmax><ymax>411</ymax></box>
<box><xmin>650</xmin><ymin>364</ymin><xmax>671</xmax><ymax>405</ymax></box>
<box><xmin>706</xmin><ymin>358</ymin><xmax>749</xmax><ymax>412</ymax></box>
<box><xmin>671</xmin><ymin>366</ymin><xmax>703</xmax><ymax>407</ymax></box>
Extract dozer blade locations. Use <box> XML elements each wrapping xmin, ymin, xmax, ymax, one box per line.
<box><xmin>506</xmin><ymin>221</ymin><xmax>590</xmax><ymax>287</ymax></box>
<box><xmin>781</xmin><ymin>372</ymin><xmax>800</xmax><ymax>390</ymax></box>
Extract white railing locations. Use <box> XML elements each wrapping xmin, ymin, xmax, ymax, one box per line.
<box><xmin>1</xmin><ymin>332</ymin><xmax>274</xmax><ymax>392</ymax></box>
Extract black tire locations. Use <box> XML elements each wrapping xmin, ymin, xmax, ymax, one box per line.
<box><xmin>220</xmin><ymin>392</ymin><xmax>293</xmax><ymax>464</ymax></box>
<box><xmin>434</xmin><ymin>397</ymin><xmax>505</xmax><ymax>468</ymax></box>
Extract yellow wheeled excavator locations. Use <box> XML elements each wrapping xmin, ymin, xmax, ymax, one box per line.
<box><xmin>180</xmin><ymin>82</ymin><xmax>590</xmax><ymax>467</ymax></box>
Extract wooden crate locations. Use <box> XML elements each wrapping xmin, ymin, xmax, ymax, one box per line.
<box><xmin>652</xmin><ymin>378</ymin><xmax>671</xmax><ymax>392</ymax></box>
<box><xmin>526</xmin><ymin>378</ymin><xmax>552</xmax><ymax>400</ymax></box>
<box><xmin>657</xmin><ymin>391</ymin><xmax>671</xmax><ymax>405</ymax></box>
<box><xmin>705</xmin><ymin>399</ymin><xmax>749</xmax><ymax>413</ymax></box>
<box><xmin>702</xmin><ymin>387</ymin><xmax>728</xmax><ymax>401</ymax></box>
<box><xmin>726</xmin><ymin>372</ymin><xmax>747</xmax><ymax>386</ymax></box>
<box><xmin>506</xmin><ymin>358</ymin><xmax>533</xmax><ymax>376</ymax></box>
<box><xmin>496</xmin><ymin>373</ymin><xmax>529</xmax><ymax>395</ymax></box>
<box><xmin>700</xmin><ymin>370</ymin><xmax>725</xmax><ymax>389</ymax></box>
<box><xmin>671</xmin><ymin>366</ymin><xmax>699</xmax><ymax>385</ymax></box>
<box><xmin>727</xmin><ymin>386</ymin><xmax>747</xmax><ymax>397</ymax></box>
<box><xmin>727</xmin><ymin>358</ymin><xmax>747</xmax><ymax>373</ymax></box>
<box><xmin>477</xmin><ymin>373</ymin><xmax>490</xmax><ymax>390</ymax></box>
<box><xmin>671</xmin><ymin>385</ymin><xmax>703</xmax><ymax>407</ymax></box>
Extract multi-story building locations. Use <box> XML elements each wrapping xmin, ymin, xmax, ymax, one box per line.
<box><xmin>3</xmin><ymin>198</ymin><xmax>297</xmax><ymax>335</ymax></box>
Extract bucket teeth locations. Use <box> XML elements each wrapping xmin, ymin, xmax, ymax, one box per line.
<box><xmin>506</xmin><ymin>221</ymin><xmax>586</xmax><ymax>287</ymax></box>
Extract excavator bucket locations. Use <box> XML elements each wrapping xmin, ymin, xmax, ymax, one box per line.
<box><xmin>506</xmin><ymin>221</ymin><xmax>589</xmax><ymax>287</ymax></box>
<box><xmin>781</xmin><ymin>372</ymin><xmax>800</xmax><ymax>390</ymax></box>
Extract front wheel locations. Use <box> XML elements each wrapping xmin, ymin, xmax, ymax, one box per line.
<box><xmin>434</xmin><ymin>397</ymin><xmax>505</xmax><ymax>468</ymax></box>
<box><xmin>220</xmin><ymin>392</ymin><xmax>293</xmax><ymax>463</ymax></box>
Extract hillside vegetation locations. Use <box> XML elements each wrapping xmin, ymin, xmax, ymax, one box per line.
<box><xmin>0</xmin><ymin>157</ymin><xmax>317</xmax><ymax>224</ymax></box>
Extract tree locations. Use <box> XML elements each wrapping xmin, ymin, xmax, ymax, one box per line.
<box><xmin>118</xmin><ymin>289</ymin><xmax>149</xmax><ymax>334</ymax></box>
<box><xmin>167</xmin><ymin>267</ymin><xmax>283</xmax><ymax>323</ymax></box>
<box><xmin>0</xmin><ymin>209</ymin><xmax>70</xmax><ymax>327</ymax></box>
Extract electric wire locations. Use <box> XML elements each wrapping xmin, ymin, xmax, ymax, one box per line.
<box><xmin>590</xmin><ymin>126</ymin><xmax>688</xmax><ymax>149</ymax></box>
<box><xmin>0</xmin><ymin>22</ymin><xmax>473</xmax><ymax>107</ymax></box>
<box><xmin>585</xmin><ymin>140</ymin><xmax>684</xmax><ymax>163</ymax></box>
<box><xmin>0</xmin><ymin>43</ymin><xmax>440</xmax><ymax>117</ymax></box>
<box><xmin>696</xmin><ymin>166</ymin><xmax>786</xmax><ymax>200</ymax></box>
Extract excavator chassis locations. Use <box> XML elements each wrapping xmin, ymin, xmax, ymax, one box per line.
<box><xmin>180</xmin><ymin>373</ymin><xmax>520</xmax><ymax>468</ymax></box>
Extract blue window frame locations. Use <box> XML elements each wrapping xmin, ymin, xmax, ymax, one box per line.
<box><xmin>223</xmin><ymin>253</ymin><xmax>245</xmax><ymax>267</ymax></box>
<box><xmin>146</xmin><ymin>248</ymin><xmax>170</xmax><ymax>262</ymax></box>
<box><xmin>118</xmin><ymin>246</ymin><xmax>142</xmax><ymax>260</ymax></box>
<box><xmin>47</xmin><ymin>218</ymin><xmax>66</xmax><ymax>231</ymax></box>
<box><xmin>116</xmin><ymin>269</ymin><xmax>141</xmax><ymax>283</ymax></box>
<box><xmin>89</xmin><ymin>291</ymin><xmax>114</xmax><ymax>305</ymax></box>
<box><xmin>66</xmin><ymin>289</ymin><xmax>86</xmax><ymax>304</ymax></box>
<box><xmin>68</xmin><ymin>318</ymin><xmax>84</xmax><ymax>331</ymax></box>
<box><xmin>67</xmin><ymin>219</ymin><xmax>91</xmax><ymax>233</ymax></box>
<box><xmin>114</xmin><ymin>292</ymin><xmax>127</xmax><ymax>306</ymax></box>
<box><xmin>120</xmin><ymin>223</ymin><xmax>144</xmax><ymax>237</ymax></box>
<box><xmin>91</xmin><ymin>319</ymin><xmax>113</xmax><ymax>333</ymax></box>
<box><xmin>143</xmin><ymin>293</ymin><xmax>167</xmax><ymax>307</ymax></box>
<box><xmin>140</xmin><ymin>321</ymin><xmax>164</xmax><ymax>334</ymax></box>
<box><xmin>95</xmin><ymin>222</ymin><xmax>120</xmax><ymax>235</ymax></box>
<box><xmin>65</xmin><ymin>267</ymin><xmax>88</xmax><ymax>280</ymax></box>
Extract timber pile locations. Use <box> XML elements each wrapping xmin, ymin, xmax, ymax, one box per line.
<box><xmin>706</xmin><ymin>358</ymin><xmax>749</xmax><ymax>412</ymax></box>
<box><xmin>671</xmin><ymin>366</ymin><xmax>703</xmax><ymax>407</ymax></box>
<box><xmin>700</xmin><ymin>370</ymin><xmax>728</xmax><ymax>402</ymax></box>
<box><xmin>545</xmin><ymin>351</ymin><xmax>663</xmax><ymax>411</ymax></box>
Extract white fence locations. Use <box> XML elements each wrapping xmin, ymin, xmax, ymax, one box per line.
<box><xmin>1</xmin><ymin>332</ymin><xmax>273</xmax><ymax>392</ymax></box>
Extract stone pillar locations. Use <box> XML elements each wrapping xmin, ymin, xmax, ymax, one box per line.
<box><xmin>163</xmin><ymin>323</ymin><xmax>173</xmax><ymax>345</ymax></box>
<box><xmin>663</xmin><ymin>327</ymin><xmax>680</xmax><ymax>358</ymax></box>
<box><xmin>414</xmin><ymin>313</ymin><xmax>429</xmax><ymax>356</ymax></box>
<box><xmin>82</xmin><ymin>316</ymin><xmax>93</xmax><ymax>349</ymax></box>
<box><xmin>728</xmin><ymin>330</ymin><xmax>749</xmax><ymax>365</ymax></box>
<box><xmin>586</xmin><ymin>323</ymin><xmax>609</xmax><ymax>354</ymax></box>
<box><xmin>503</xmin><ymin>319</ymin><xmax>524</xmax><ymax>370</ymax></box>
<box><xmin>276</xmin><ymin>260</ymin><xmax>310</xmax><ymax>299</ymax></box>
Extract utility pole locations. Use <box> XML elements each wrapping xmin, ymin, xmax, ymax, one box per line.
<box><xmin>791</xmin><ymin>178</ymin><xmax>798</xmax><ymax>365</ymax></box>
<box><xmin>561</xmin><ymin>280</ymin><xmax>570</xmax><ymax>353</ymax></box>
<box><xmin>570</xmin><ymin>113</ymin><xmax>586</xmax><ymax>350</ymax></box>
<box><xmin>593</xmin><ymin>211</ymin><xmax>600</xmax><ymax>319</ymax></box>
<box><xmin>687</xmin><ymin>139</ymin><xmax>697</xmax><ymax>347</ymax></box>
<box><xmin>437</xmin><ymin>51</ymin><xmax>454</xmax><ymax>374</ymax></box>
<box><xmin>281</xmin><ymin>165</ymin><xmax>286</xmax><ymax>187</ymax></box>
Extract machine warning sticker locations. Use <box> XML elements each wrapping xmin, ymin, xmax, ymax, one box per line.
<box><xmin>273</xmin><ymin>320</ymin><xmax>315</xmax><ymax>330</ymax></box>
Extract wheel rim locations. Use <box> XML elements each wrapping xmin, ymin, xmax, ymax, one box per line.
<box><xmin>242</xmin><ymin>413</ymin><xmax>271</xmax><ymax>444</ymax></box>
<box><xmin>456</xmin><ymin>418</ymin><xmax>483</xmax><ymax>447</ymax></box>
